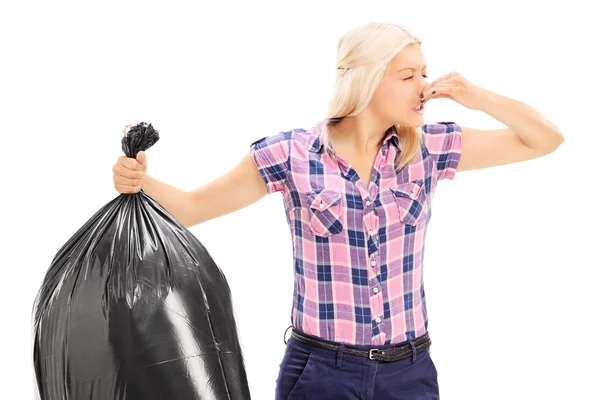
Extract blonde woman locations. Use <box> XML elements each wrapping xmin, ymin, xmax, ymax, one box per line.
<box><xmin>113</xmin><ymin>22</ymin><xmax>564</xmax><ymax>399</ymax></box>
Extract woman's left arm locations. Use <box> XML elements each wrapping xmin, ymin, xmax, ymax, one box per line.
<box><xmin>475</xmin><ymin>87</ymin><xmax>565</xmax><ymax>151</ymax></box>
<box><xmin>422</xmin><ymin>72</ymin><xmax>565</xmax><ymax>172</ymax></box>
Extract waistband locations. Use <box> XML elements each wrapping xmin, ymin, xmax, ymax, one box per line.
<box><xmin>287</xmin><ymin>327</ymin><xmax>429</xmax><ymax>349</ymax></box>
<box><xmin>287</xmin><ymin>326</ymin><xmax>431</xmax><ymax>362</ymax></box>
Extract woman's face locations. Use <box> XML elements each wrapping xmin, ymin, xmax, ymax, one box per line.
<box><xmin>370</xmin><ymin>44</ymin><xmax>430</xmax><ymax>127</ymax></box>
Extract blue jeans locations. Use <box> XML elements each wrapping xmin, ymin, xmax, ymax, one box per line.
<box><xmin>275</xmin><ymin>331</ymin><xmax>439</xmax><ymax>399</ymax></box>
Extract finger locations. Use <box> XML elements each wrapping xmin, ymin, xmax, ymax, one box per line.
<box><xmin>429</xmin><ymin>73</ymin><xmax>454</xmax><ymax>88</ymax></box>
<box><xmin>422</xmin><ymin>86</ymin><xmax>438</xmax><ymax>100</ymax></box>
<box><xmin>425</xmin><ymin>84</ymin><xmax>454</xmax><ymax>102</ymax></box>
<box><xmin>114</xmin><ymin>174</ymin><xmax>142</xmax><ymax>187</ymax></box>
<box><xmin>115</xmin><ymin>183</ymin><xmax>141</xmax><ymax>193</ymax></box>
<box><xmin>114</xmin><ymin>183</ymin><xmax>134</xmax><ymax>193</ymax></box>
<box><xmin>420</xmin><ymin>77</ymin><xmax>452</xmax><ymax>99</ymax></box>
<box><xmin>114</xmin><ymin>166</ymin><xmax>144</xmax><ymax>180</ymax></box>
<box><xmin>114</xmin><ymin>175</ymin><xmax>141</xmax><ymax>189</ymax></box>
<box><xmin>420</xmin><ymin>82</ymin><xmax>435</xmax><ymax>97</ymax></box>
<box><xmin>136</xmin><ymin>151</ymin><xmax>146</xmax><ymax>166</ymax></box>
<box><xmin>113</xmin><ymin>164</ymin><xmax>145</xmax><ymax>179</ymax></box>
<box><xmin>424</xmin><ymin>83</ymin><xmax>453</xmax><ymax>100</ymax></box>
<box><xmin>118</xmin><ymin>156</ymin><xmax>143</xmax><ymax>171</ymax></box>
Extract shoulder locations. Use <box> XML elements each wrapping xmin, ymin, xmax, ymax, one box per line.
<box><xmin>421</xmin><ymin>121</ymin><xmax>461</xmax><ymax>135</ymax></box>
<box><xmin>249</xmin><ymin>127</ymin><xmax>311</xmax><ymax>148</ymax></box>
<box><xmin>421</xmin><ymin>121</ymin><xmax>462</xmax><ymax>155</ymax></box>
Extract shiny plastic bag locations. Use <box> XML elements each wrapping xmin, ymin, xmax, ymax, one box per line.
<box><xmin>31</xmin><ymin>122</ymin><xmax>250</xmax><ymax>399</ymax></box>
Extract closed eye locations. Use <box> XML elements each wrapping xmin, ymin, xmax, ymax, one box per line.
<box><xmin>404</xmin><ymin>75</ymin><xmax>429</xmax><ymax>81</ymax></box>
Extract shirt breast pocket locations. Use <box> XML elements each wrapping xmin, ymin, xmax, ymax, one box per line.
<box><xmin>389</xmin><ymin>179</ymin><xmax>428</xmax><ymax>226</ymax></box>
<box><xmin>305</xmin><ymin>189</ymin><xmax>344</xmax><ymax>238</ymax></box>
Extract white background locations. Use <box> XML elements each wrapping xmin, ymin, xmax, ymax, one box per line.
<box><xmin>2</xmin><ymin>1</ymin><xmax>599</xmax><ymax>399</ymax></box>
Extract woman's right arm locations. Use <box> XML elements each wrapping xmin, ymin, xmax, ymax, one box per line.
<box><xmin>183</xmin><ymin>151</ymin><xmax>268</xmax><ymax>227</ymax></box>
<box><xmin>114</xmin><ymin>151</ymin><xmax>268</xmax><ymax>228</ymax></box>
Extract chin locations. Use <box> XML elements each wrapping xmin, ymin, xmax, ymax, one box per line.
<box><xmin>393</xmin><ymin>116</ymin><xmax>423</xmax><ymax>128</ymax></box>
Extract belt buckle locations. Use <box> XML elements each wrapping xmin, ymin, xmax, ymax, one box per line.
<box><xmin>369</xmin><ymin>349</ymin><xmax>379</xmax><ymax>360</ymax></box>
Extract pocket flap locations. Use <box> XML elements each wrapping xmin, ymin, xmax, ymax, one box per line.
<box><xmin>389</xmin><ymin>179</ymin><xmax>424</xmax><ymax>200</ymax></box>
<box><xmin>307</xmin><ymin>189</ymin><xmax>342</xmax><ymax>210</ymax></box>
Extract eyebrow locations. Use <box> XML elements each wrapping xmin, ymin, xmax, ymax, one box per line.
<box><xmin>398</xmin><ymin>65</ymin><xmax>427</xmax><ymax>72</ymax></box>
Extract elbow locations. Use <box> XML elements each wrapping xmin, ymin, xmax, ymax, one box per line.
<box><xmin>555</xmin><ymin>133</ymin><xmax>565</xmax><ymax>148</ymax></box>
<box><xmin>534</xmin><ymin>130</ymin><xmax>564</xmax><ymax>155</ymax></box>
<box><xmin>549</xmin><ymin>130</ymin><xmax>565</xmax><ymax>152</ymax></box>
<box><xmin>545</xmin><ymin>135</ymin><xmax>564</xmax><ymax>155</ymax></box>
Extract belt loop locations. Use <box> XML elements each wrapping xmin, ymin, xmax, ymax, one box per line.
<box><xmin>410</xmin><ymin>340</ymin><xmax>417</xmax><ymax>363</ymax></box>
<box><xmin>284</xmin><ymin>325</ymin><xmax>293</xmax><ymax>345</ymax></box>
<box><xmin>336</xmin><ymin>344</ymin><xmax>345</xmax><ymax>368</ymax></box>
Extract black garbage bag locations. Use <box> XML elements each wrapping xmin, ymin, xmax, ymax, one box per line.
<box><xmin>31</xmin><ymin>122</ymin><xmax>251</xmax><ymax>400</ymax></box>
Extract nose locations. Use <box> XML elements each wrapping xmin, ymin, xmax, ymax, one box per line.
<box><xmin>417</xmin><ymin>79</ymin><xmax>430</xmax><ymax>96</ymax></box>
<box><xmin>421</xmin><ymin>80</ymin><xmax>435</xmax><ymax>96</ymax></box>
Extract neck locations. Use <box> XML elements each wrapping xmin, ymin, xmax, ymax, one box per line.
<box><xmin>330</xmin><ymin>115</ymin><xmax>391</xmax><ymax>154</ymax></box>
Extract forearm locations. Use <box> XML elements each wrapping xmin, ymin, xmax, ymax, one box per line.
<box><xmin>139</xmin><ymin>152</ymin><xmax>268</xmax><ymax>228</ymax></box>
<box><xmin>141</xmin><ymin>175</ymin><xmax>194</xmax><ymax>227</ymax></box>
<box><xmin>477</xmin><ymin>88</ymin><xmax>564</xmax><ymax>151</ymax></box>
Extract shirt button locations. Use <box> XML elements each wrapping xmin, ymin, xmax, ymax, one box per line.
<box><xmin>371</xmin><ymin>260</ymin><xmax>376</xmax><ymax>266</ymax></box>
<box><xmin>369</xmin><ymin>230</ymin><xmax>374</xmax><ymax>236</ymax></box>
<box><xmin>320</xmin><ymin>203</ymin><xmax>324</xmax><ymax>209</ymax></box>
<box><xmin>373</xmin><ymin>287</ymin><xmax>379</xmax><ymax>293</ymax></box>
<box><xmin>375</xmin><ymin>317</ymin><xmax>381</xmax><ymax>323</ymax></box>
<box><xmin>366</xmin><ymin>200</ymin><xmax>371</xmax><ymax>206</ymax></box>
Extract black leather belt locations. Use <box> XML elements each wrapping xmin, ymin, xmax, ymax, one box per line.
<box><xmin>290</xmin><ymin>329</ymin><xmax>431</xmax><ymax>362</ymax></box>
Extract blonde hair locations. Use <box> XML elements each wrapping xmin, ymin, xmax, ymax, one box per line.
<box><xmin>321</xmin><ymin>22</ymin><xmax>424</xmax><ymax>174</ymax></box>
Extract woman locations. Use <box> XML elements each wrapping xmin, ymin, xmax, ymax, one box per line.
<box><xmin>113</xmin><ymin>22</ymin><xmax>563</xmax><ymax>400</ymax></box>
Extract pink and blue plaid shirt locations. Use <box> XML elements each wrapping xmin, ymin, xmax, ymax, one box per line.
<box><xmin>249</xmin><ymin>120</ymin><xmax>462</xmax><ymax>346</ymax></box>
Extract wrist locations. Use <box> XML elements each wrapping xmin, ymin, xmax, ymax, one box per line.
<box><xmin>141</xmin><ymin>174</ymin><xmax>150</xmax><ymax>190</ymax></box>
<box><xmin>476</xmin><ymin>87</ymin><xmax>502</xmax><ymax>112</ymax></box>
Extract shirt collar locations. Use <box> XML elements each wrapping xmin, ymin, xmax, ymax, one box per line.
<box><xmin>306</xmin><ymin>120</ymin><xmax>401</xmax><ymax>153</ymax></box>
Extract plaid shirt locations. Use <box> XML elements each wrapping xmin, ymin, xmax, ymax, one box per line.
<box><xmin>249</xmin><ymin>120</ymin><xmax>462</xmax><ymax>346</ymax></box>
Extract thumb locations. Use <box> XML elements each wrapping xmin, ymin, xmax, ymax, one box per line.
<box><xmin>136</xmin><ymin>151</ymin><xmax>147</xmax><ymax>168</ymax></box>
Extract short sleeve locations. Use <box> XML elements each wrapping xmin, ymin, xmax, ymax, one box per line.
<box><xmin>422</xmin><ymin>122</ymin><xmax>463</xmax><ymax>181</ymax></box>
<box><xmin>249</xmin><ymin>130</ymin><xmax>292</xmax><ymax>194</ymax></box>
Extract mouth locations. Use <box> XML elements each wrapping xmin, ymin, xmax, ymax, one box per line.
<box><xmin>412</xmin><ymin>103</ymin><xmax>425</xmax><ymax>113</ymax></box>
